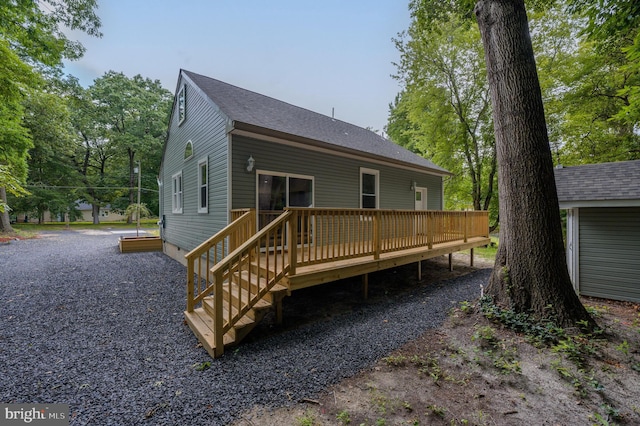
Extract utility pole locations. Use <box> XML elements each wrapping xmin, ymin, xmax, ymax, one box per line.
<box><xmin>136</xmin><ymin>160</ymin><xmax>141</xmax><ymax>237</ymax></box>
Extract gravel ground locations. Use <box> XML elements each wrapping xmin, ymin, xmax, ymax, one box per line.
<box><xmin>0</xmin><ymin>230</ymin><xmax>490</xmax><ymax>425</ymax></box>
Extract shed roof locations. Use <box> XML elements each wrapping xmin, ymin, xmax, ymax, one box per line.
<box><xmin>554</xmin><ymin>160</ymin><xmax>640</xmax><ymax>205</ymax></box>
<box><xmin>182</xmin><ymin>70</ymin><xmax>449</xmax><ymax>175</ymax></box>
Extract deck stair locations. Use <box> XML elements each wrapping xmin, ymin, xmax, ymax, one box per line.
<box><xmin>184</xmin><ymin>207</ymin><xmax>490</xmax><ymax>358</ymax></box>
<box><xmin>185</xmin><ymin>263</ymin><xmax>288</xmax><ymax>357</ymax></box>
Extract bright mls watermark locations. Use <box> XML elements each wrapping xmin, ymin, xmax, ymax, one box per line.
<box><xmin>1</xmin><ymin>404</ymin><xmax>69</xmax><ymax>425</ymax></box>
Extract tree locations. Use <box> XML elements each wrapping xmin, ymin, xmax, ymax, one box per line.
<box><xmin>0</xmin><ymin>40</ymin><xmax>36</xmax><ymax>232</ymax></box>
<box><xmin>14</xmin><ymin>89</ymin><xmax>81</xmax><ymax>223</ymax></box>
<box><xmin>0</xmin><ymin>0</ymin><xmax>101</xmax><ymax>231</ymax></box>
<box><xmin>389</xmin><ymin>11</ymin><xmax>498</xmax><ymax>225</ymax></box>
<box><xmin>89</xmin><ymin>72</ymin><xmax>172</xmax><ymax>219</ymax></box>
<box><xmin>474</xmin><ymin>0</ymin><xmax>593</xmax><ymax>326</ymax></box>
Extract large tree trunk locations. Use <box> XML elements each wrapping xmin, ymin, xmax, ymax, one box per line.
<box><xmin>0</xmin><ymin>186</ymin><xmax>15</xmax><ymax>233</ymax></box>
<box><xmin>475</xmin><ymin>0</ymin><xmax>593</xmax><ymax>326</ymax></box>
<box><xmin>91</xmin><ymin>203</ymin><xmax>100</xmax><ymax>225</ymax></box>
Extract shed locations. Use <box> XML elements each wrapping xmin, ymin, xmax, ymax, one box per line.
<box><xmin>554</xmin><ymin>160</ymin><xmax>640</xmax><ymax>303</ymax></box>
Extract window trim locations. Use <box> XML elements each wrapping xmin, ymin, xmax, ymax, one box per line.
<box><xmin>177</xmin><ymin>85</ymin><xmax>186</xmax><ymax>125</ymax></box>
<box><xmin>172</xmin><ymin>171</ymin><xmax>183</xmax><ymax>214</ymax></box>
<box><xmin>197</xmin><ymin>157</ymin><xmax>208</xmax><ymax>214</ymax></box>
<box><xmin>359</xmin><ymin>167</ymin><xmax>379</xmax><ymax>209</ymax></box>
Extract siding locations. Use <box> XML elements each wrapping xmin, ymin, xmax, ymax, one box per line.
<box><xmin>579</xmin><ymin>207</ymin><xmax>640</xmax><ymax>302</ymax></box>
<box><xmin>231</xmin><ymin>135</ymin><xmax>443</xmax><ymax>211</ymax></box>
<box><xmin>159</xmin><ymin>75</ymin><xmax>230</xmax><ymax>252</ymax></box>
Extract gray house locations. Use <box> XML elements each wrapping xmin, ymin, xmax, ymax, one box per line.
<box><xmin>555</xmin><ymin>160</ymin><xmax>640</xmax><ymax>303</ymax></box>
<box><xmin>158</xmin><ymin>70</ymin><xmax>451</xmax><ymax>264</ymax></box>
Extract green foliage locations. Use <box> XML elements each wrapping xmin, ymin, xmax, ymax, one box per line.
<box><xmin>479</xmin><ymin>296</ymin><xmax>566</xmax><ymax>345</ymax></box>
<box><xmin>336</xmin><ymin>410</ymin><xmax>351</xmax><ymax>425</ymax></box>
<box><xmin>389</xmin><ymin>9</ymin><xmax>497</xmax><ymax>220</ymax></box>
<box><xmin>192</xmin><ymin>361</ymin><xmax>210</xmax><ymax>371</ymax></box>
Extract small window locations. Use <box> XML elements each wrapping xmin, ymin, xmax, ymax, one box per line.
<box><xmin>172</xmin><ymin>171</ymin><xmax>183</xmax><ymax>213</ymax></box>
<box><xmin>198</xmin><ymin>157</ymin><xmax>208</xmax><ymax>213</ymax></box>
<box><xmin>360</xmin><ymin>168</ymin><xmax>379</xmax><ymax>209</ymax></box>
<box><xmin>184</xmin><ymin>140</ymin><xmax>193</xmax><ymax>160</ymax></box>
<box><xmin>177</xmin><ymin>85</ymin><xmax>186</xmax><ymax>125</ymax></box>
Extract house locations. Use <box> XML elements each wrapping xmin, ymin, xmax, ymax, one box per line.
<box><xmin>75</xmin><ymin>202</ymin><xmax>126</xmax><ymax>222</ymax></box>
<box><xmin>554</xmin><ymin>160</ymin><xmax>640</xmax><ymax>303</ymax></box>
<box><xmin>158</xmin><ymin>70</ymin><xmax>490</xmax><ymax>357</ymax></box>
<box><xmin>158</xmin><ymin>70</ymin><xmax>453</xmax><ymax>262</ymax></box>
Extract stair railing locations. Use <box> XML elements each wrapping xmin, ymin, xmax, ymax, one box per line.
<box><xmin>208</xmin><ymin>210</ymin><xmax>293</xmax><ymax>356</ymax></box>
<box><xmin>185</xmin><ymin>209</ymin><xmax>255</xmax><ymax>312</ymax></box>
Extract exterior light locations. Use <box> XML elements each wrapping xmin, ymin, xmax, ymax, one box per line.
<box><xmin>410</xmin><ymin>180</ymin><xmax>416</xmax><ymax>191</ymax></box>
<box><xmin>246</xmin><ymin>156</ymin><xmax>255</xmax><ymax>173</ymax></box>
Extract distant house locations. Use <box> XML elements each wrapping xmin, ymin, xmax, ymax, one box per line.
<box><xmin>158</xmin><ymin>70</ymin><xmax>452</xmax><ymax>263</ymax></box>
<box><xmin>75</xmin><ymin>202</ymin><xmax>126</xmax><ymax>222</ymax></box>
<box><xmin>554</xmin><ymin>160</ymin><xmax>640</xmax><ymax>303</ymax></box>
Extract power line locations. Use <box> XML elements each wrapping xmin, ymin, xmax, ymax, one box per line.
<box><xmin>26</xmin><ymin>185</ymin><xmax>159</xmax><ymax>193</ymax></box>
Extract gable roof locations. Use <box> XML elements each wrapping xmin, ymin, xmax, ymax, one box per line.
<box><xmin>554</xmin><ymin>160</ymin><xmax>640</xmax><ymax>207</ymax></box>
<box><xmin>181</xmin><ymin>70</ymin><xmax>449</xmax><ymax>175</ymax></box>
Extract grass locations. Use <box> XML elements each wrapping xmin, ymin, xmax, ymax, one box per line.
<box><xmin>12</xmin><ymin>219</ymin><xmax>159</xmax><ymax>232</ymax></box>
<box><xmin>471</xmin><ymin>235</ymin><xmax>498</xmax><ymax>261</ymax></box>
<box><xmin>1</xmin><ymin>219</ymin><xmax>160</xmax><ymax>242</ymax></box>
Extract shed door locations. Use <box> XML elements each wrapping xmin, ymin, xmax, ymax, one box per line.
<box><xmin>578</xmin><ymin>207</ymin><xmax>640</xmax><ymax>303</ymax></box>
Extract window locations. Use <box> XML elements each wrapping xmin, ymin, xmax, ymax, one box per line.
<box><xmin>184</xmin><ymin>140</ymin><xmax>193</xmax><ymax>160</ymax></box>
<box><xmin>360</xmin><ymin>168</ymin><xmax>379</xmax><ymax>209</ymax></box>
<box><xmin>172</xmin><ymin>171</ymin><xmax>183</xmax><ymax>213</ymax></box>
<box><xmin>198</xmin><ymin>157</ymin><xmax>208</xmax><ymax>213</ymax></box>
<box><xmin>177</xmin><ymin>85</ymin><xmax>186</xmax><ymax>125</ymax></box>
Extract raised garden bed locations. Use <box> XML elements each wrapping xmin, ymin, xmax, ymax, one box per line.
<box><xmin>119</xmin><ymin>236</ymin><xmax>162</xmax><ymax>253</ymax></box>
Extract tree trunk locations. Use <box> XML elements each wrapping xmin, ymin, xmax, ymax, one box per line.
<box><xmin>475</xmin><ymin>0</ymin><xmax>593</xmax><ymax>327</ymax></box>
<box><xmin>92</xmin><ymin>203</ymin><xmax>100</xmax><ymax>225</ymax></box>
<box><xmin>0</xmin><ymin>187</ymin><xmax>15</xmax><ymax>233</ymax></box>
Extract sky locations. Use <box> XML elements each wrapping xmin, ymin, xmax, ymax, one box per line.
<box><xmin>63</xmin><ymin>0</ymin><xmax>411</xmax><ymax>134</ymax></box>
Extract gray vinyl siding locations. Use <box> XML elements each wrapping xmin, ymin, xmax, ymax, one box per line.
<box><xmin>231</xmin><ymin>135</ymin><xmax>443</xmax><ymax>211</ymax></box>
<box><xmin>578</xmin><ymin>207</ymin><xmax>640</xmax><ymax>302</ymax></box>
<box><xmin>160</xmin><ymin>76</ymin><xmax>229</xmax><ymax>252</ymax></box>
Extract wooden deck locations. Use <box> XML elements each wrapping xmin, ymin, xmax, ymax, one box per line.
<box><xmin>184</xmin><ymin>208</ymin><xmax>490</xmax><ymax>358</ymax></box>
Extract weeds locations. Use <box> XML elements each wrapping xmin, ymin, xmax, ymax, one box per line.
<box><xmin>336</xmin><ymin>410</ymin><xmax>351</xmax><ymax>425</ymax></box>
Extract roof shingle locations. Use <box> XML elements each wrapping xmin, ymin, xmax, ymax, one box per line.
<box><xmin>554</xmin><ymin>160</ymin><xmax>640</xmax><ymax>202</ymax></box>
<box><xmin>182</xmin><ymin>70</ymin><xmax>449</xmax><ymax>175</ymax></box>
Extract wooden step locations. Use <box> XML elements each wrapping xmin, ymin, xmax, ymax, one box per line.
<box><xmin>201</xmin><ymin>297</ymin><xmax>255</xmax><ymax>329</ymax></box>
<box><xmin>184</xmin><ymin>308</ymin><xmax>233</xmax><ymax>358</ymax></box>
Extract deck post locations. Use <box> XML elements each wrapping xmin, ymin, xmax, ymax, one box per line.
<box><xmin>449</xmin><ymin>253</ymin><xmax>453</xmax><ymax>271</ymax></box>
<box><xmin>374</xmin><ymin>211</ymin><xmax>381</xmax><ymax>260</ymax></box>
<box><xmin>288</xmin><ymin>209</ymin><xmax>298</xmax><ymax>275</ymax></box>
<box><xmin>427</xmin><ymin>211</ymin><xmax>433</xmax><ymax>249</ymax></box>
<box><xmin>213</xmin><ymin>269</ymin><xmax>224</xmax><ymax>357</ymax></box>
<box><xmin>417</xmin><ymin>261</ymin><xmax>422</xmax><ymax>281</ymax></box>
<box><xmin>470</xmin><ymin>248</ymin><xmax>474</xmax><ymax>267</ymax></box>
<box><xmin>186</xmin><ymin>258</ymin><xmax>195</xmax><ymax>312</ymax></box>
<box><xmin>362</xmin><ymin>273</ymin><xmax>369</xmax><ymax>299</ymax></box>
<box><xmin>464</xmin><ymin>211</ymin><xmax>468</xmax><ymax>242</ymax></box>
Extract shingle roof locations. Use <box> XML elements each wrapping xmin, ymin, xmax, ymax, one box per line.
<box><xmin>182</xmin><ymin>70</ymin><xmax>449</xmax><ymax>175</ymax></box>
<box><xmin>554</xmin><ymin>160</ymin><xmax>640</xmax><ymax>202</ymax></box>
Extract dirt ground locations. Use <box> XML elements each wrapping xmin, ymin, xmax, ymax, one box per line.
<box><xmin>233</xmin><ymin>254</ymin><xmax>640</xmax><ymax>426</ymax></box>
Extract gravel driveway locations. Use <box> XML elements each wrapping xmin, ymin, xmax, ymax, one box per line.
<box><xmin>0</xmin><ymin>230</ymin><xmax>490</xmax><ymax>425</ymax></box>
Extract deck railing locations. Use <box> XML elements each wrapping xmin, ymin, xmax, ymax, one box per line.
<box><xmin>288</xmin><ymin>208</ymin><xmax>490</xmax><ymax>273</ymax></box>
<box><xmin>185</xmin><ymin>208</ymin><xmax>489</xmax><ymax>356</ymax></box>
<box><xmin>185</xmin><ymin>208</ymin><xmax>256</xmax><ymax>312</ymax></box>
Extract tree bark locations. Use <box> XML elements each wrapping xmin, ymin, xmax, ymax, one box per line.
<box><xmin>0</xmin><ymin>187</ymin><xmax>15</xmax><ymax>233</ymax></box>
<box><xmin>475</xmin><ymin>0</ymin><xmax>593</xmax><ymax>326</ymax></box>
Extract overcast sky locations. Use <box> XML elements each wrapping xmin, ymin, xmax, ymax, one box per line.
<box><xmin>63</xmin><ymin>0</ymin><xmax>411</xmax><ymax>134</ymax></box>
